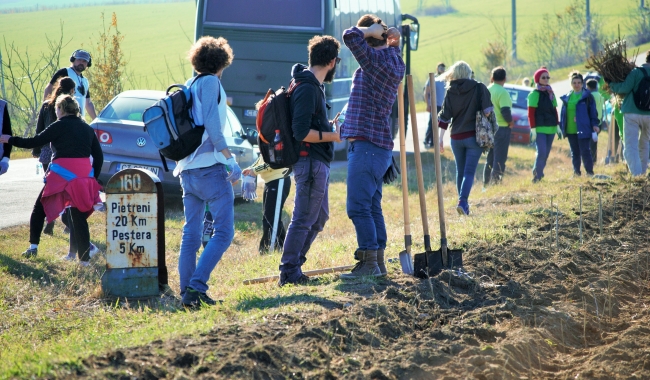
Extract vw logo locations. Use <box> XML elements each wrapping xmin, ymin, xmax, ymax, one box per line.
<box><xmin>136</xmin><ymin>137</ymin><xmax>147</xmax><ymax>147</ymax></box>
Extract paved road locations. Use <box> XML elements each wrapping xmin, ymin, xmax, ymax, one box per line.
<box><xmin>0</xmin><ymin>158</ymin><xmax>45</xmax><ymax>229</ymax></box>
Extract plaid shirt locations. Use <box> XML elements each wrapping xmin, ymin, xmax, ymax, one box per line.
<box><xmin>340</xmin><ymin>27</ymin><xmax>405</xmax><ymax>150</ymax></box>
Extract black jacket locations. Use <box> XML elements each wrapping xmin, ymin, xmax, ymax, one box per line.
<box><xmin>290</xmin><ymin>63</ymin><xmax>333</xmax><ymax>165</ymax></box>
<box><xmin>438</xmin><ymin>79</ymin><xmax>493</xmax><ymax>135</ymax></box>
<box><xmin>31</xmin><ymin>101</ymin><xmax>56</xmax><ymax>157</ymax></box>
<box><xmin>10</xmin><ymin>115</ymin><xmax>103</xmax><ymax>178</ymax></box>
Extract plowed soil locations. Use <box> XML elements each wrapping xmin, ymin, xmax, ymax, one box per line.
<box><xmin>55</xmin><ymin>181</ymin><xmax>650</xmax><ymax>379</ymax></box>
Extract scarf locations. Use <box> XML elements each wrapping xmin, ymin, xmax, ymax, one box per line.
<box><xmin>536</xmin><ymin>84</ymin><xmax>554</xmax><ymax>100</ymax></box>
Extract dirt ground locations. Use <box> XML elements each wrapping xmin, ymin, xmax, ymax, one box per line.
<box><xmin>55</xmin><ymin>181</ymin><xmax>650</xmax><ymax>379</ymax></box>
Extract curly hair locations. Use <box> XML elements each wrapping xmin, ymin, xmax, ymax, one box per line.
<box><xmin>188</xmin><ymin>36</ymin><xmax>234</xmax><ymax>75</ymax></box>
<box><xmin>47</xmin><ymin>77</ymin><xmax>76</xmax><ymax>104</ymax></box>
<box><xmin>307</xmin><ymin>35</ymin><xmax>340</xmax><ymax>67</ymax></box>
<box><xmin>55</xmin><ymin>94</ymin><xmax>80</xmax><ymax>116</ymax></box>
<box><xmin>357</xmin><ymin>14</ymin><xmax>387</xmax><ymax>47</ymax></box>
<box><xmin>569</xmin><ymin>70</ymin><xmax>583</xmax><ymax>83</ymax></box>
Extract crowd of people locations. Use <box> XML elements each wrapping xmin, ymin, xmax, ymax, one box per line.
<box><xmin>427</xmin><ymin>51</ymin><xmax>650</xmax><ymax>213</ymax></box>
<box><xmin>1</xmin><ymin>15</ymin><xmax>649</xmax><ymax>308</ymax></box>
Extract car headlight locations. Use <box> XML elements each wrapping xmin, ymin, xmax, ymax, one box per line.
<box><xmin>515</xmin><ymin>117</ymin><xmax>528</xmax><ymax>127</ymax></box>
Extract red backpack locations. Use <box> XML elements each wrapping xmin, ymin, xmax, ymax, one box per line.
<box><xmin>255</xmin><ymin>81</ymin><xmax>304</xmax><ymax>169</ymax></box>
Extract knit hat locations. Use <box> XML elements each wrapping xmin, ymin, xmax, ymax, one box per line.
<box><xmin>533</xmin><ymin>68</ymin><xmax>549</xmax><ymax>84</ymax></box>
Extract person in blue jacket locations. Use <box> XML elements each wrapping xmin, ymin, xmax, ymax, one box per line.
<box><xmin>560</xmin><ymin>71</ymin><xmax>600</xmax><ymax>176</ymax></box>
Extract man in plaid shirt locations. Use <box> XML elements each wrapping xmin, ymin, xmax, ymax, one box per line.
<box><xmin>340</xmin><ymin>15</ymin><xmax>405</xmax><ymax>279</ymax></box>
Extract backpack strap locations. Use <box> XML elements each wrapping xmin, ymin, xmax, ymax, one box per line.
<box><xmin>640</xmin><ymin>67</ymin><xmax>649</xmax><ymax>78</ymax></box>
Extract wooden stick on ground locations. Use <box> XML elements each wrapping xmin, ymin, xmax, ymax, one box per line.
<box><xmin>243</xmin><ymin>265</ymin><xmax>355</xmax><ymax>285</ymax></box>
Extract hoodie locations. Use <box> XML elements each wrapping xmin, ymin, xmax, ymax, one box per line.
<box><xmin>290</xmin><ymin>63</ymin><xmax>333</xmax><ymax>165</ymax></box>
<box><xmin>438</xmin><ymin>79</ymin><xmax>493</xmax><ymax>138</ymax></box>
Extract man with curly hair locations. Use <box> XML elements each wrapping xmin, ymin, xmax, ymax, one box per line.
<box><xmin>176</xmin><ymin>36</ymin><xmax>242</xmax><ymax>308</ymax></box>
<box><xmin>278</xmin><ymin>35</ymin><xmax>341</xmax><ymax>286</ymax></box>
<box><xmin>340</xmin><ymin>14</ymin><xmax>405</xmax><ymax>278</ymax></box>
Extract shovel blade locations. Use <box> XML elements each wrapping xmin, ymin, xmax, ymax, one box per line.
<box><xmin>398</xmin><ymin>250</ymin><xmax>414</xmax><ymax>275</ymax></box>
<box><xmin>413</xmin><ymin>249</ymin><xmax>463</xmax><ymax>278</ymax></box>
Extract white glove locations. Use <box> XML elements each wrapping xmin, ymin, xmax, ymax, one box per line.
<box><xmin>0</xmin><ymin>157</ymin><xmax>8</xmax><ymax>175</ymax></box>
<box><xmin>225</xmin><ymin>156</ymin><xmax>242</xmax><ymax>184</ymax></box>
<box><xmin>242</xmin><ymin>175</ymin><xmax>257</xmax><ymax>200</ymax></box>
<box><xmin>530</xmin><ymin>129</ymin><xmax>537</xmax><ymax>143</ymax></box>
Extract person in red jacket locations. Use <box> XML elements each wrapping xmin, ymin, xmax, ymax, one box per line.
<box><xmin>527</xmin><ymin>67</ymin><xmax>561</xmax><ymax>182</ymax></box>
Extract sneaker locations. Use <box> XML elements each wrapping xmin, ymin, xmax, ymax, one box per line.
<box><xmin>63</xmin><ymin>226</ymin><xmax>70</xmax><ymax>234</ymax></box>
<box><xmin>89</xmin><ymin>244</ymin><xmax>100</xmax><ymax>258</ymax></box>
<box><xmin>22</xmin><ymin>248</ymin><xmax>37</xmax><ymax>258</ymax></box>
<box><xmin>278</xmin><ymin>274</ymin><xmax>318</xmax><ymax>287</ymax></box>
<box><xmin>182</xmin><ymin>287</ymin><xmax>219</xmax><ymax>308</ymax></box>
<box><xmin>62</xmin><ymin>251</ymin><xmax>76</xmax><ymax>261</ymax></box>
<box><xmin>79</xmin><ymin>261</ymin><xmax>90</xmax><ymax>267</ymax></box>
<box><xmin>456</xmin><ymin>201</ymin><xmax>470</xmax><ymax>216</ymax></box>
<box><xmin>43</xmin><ymin>222</ymin><xmax>55</xmax><ymax>236</ymax></box>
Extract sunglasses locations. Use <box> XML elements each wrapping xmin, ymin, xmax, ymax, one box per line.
<box><xmin>335</xmin><ymin>57</ymin><xmax>341</xmax><ymax>64</ymax></box>
<box><xmin>540</xmin><ymin>76</ymin><xmax>550</xmax><ymax>79</ymax></box>
<box><xmin>77</xmin><ymin>84</ymin><xmax>85</xmax><ymax>96</ymax></box>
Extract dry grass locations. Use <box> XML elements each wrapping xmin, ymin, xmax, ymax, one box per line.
<box><xmin>0</xmin><ymin>136</ymin><xmax>636</xmax><ymax>378</ymax></box>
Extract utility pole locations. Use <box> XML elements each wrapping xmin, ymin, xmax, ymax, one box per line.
<box><xmin>0</xmin><ymin>49</ymin><xmax>6</xmax><ymax>101</ymax></box>
<box><xmin>511</xmin><ymin>0</ymin><xmax>517</xmax><ymax>60</ymax></box>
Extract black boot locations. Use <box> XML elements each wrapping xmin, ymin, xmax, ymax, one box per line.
<box><xmin>340</xmin><ymin>250</ymin><xmax>381</xmax><ymax>279</ymax></box>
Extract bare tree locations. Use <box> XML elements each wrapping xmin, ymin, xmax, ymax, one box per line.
<box><xmin>0</xmin><ymin>23</ymin><xmax>68</xmax><ymax>136</ymax></box>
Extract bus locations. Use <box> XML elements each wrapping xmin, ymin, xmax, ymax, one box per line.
<box><xmin>194</xmin><ymin>0</ymin><xmax>419</xmax><ymax>156</ymax></box>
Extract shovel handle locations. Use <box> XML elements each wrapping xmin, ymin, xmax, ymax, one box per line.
<box><xmin>429</xmin><ymin>73</ymin><xmax>447</xmax><ymax>243</ymax></box>
<box><xmin>397</xmin><ymin>83</ymin><xmax>411</xmax><ymax>241</ymax></box>
<box><xmin>406</xmin><ymin>75</ymin><xmax>431</xmax><ymax>242</ymax></box>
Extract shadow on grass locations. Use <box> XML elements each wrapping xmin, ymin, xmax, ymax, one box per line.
<box><xmin>235</xmin><ymin>292</ymin><xmax>344</xmax><ymax>312</ymax></box>
<box><xmin>0</xmin><ymin>253</ymin><xmax>65</xmax><ymax>285</ymax></box>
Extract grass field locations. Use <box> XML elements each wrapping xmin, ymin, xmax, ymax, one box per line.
<box><xmin>0</xmin><ymin>0</ymin><xmax>644</xmax><ymax>94</ymax></box>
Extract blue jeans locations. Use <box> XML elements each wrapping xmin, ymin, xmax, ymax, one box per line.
<box><xmin>280</xmin><ymin>157</ymin><xmax>330</xmax><ymax>281</ymax></box>
<box><xmin>178</xmin><ymin>164</ymin><xmax>234</xmax><ymax>294</ymax></box>
<box><xmin>533</xmin><ymin>132</ymin><xmax>555</xmax><ymax>180</ymax></box>
<box><xmin>483</xmin><ymin>127</ymin><xmax>512</xmax><ymax>184</ymax></box>
<box><xmin>450</xmin><ymin>136</ymin><xmax>483</xmax><ymax>203</ymax></box>
<box><xmin>346</xmin><ymin>140</ymin><xmax>392</xmax><ymax>251</ymax></box>
<box><xmin>566</xmin><ymin>134</ymin><xmax>594</xmax><ymax>175</ymax></box>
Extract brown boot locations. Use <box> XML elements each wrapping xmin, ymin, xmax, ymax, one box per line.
<box><xmin>340</xmin><ymin>250</ymin><xmax>381</xmax><ymax>279</ymax></box>
<box><xmin>377</xmin><ymin>248</ymin><xmax>387</xmax><ymax>276</ymax></box>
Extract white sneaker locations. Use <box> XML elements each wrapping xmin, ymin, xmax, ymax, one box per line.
<box><xmin>79</xmin><ymin>261</ymin><xmax>90</xmax><ymax>267</ymax></box>
<box><xmin>89</xmin><ymin>244</ymin><xmax>100</xmax><ymax>258</ymax></box>
<box><xmin>62</xmin><ymin>251</ymin><xmax>76</xmax><ymax>261</ymax></box>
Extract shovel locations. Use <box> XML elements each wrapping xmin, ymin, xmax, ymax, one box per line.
<box><xmin>412</xmin><ymin>73</ymin><xmax>463</xmax><ymax>278</ymax></box>
<box><xmin>403</xmin><ymin>74</ymin><xmax>435</xmax><ymax>278</ymax></box>
<box><xmin>396</xmin><ymin>82</ymin><xmax>414</xmax><ymax>275</ymax></box>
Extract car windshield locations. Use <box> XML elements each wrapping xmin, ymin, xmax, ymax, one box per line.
<box><xmin>504</xmin><ymin>87</ymin><xmax>531</xmax><ymax>109</ymax></box>
<box><xmin>100</xmin><ymin>97</ymin><xmax>158</xmax><ymax>121</ymax></box>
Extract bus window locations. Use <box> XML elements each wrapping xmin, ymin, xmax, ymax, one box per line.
<box><xmin>205</xmin><ymin>0</ymin><xmax>324</xmax><ymax>31</ymax></box>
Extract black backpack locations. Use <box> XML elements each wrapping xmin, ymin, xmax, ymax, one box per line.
<box><xmin>142</xmin><ymin>73</ymin><xmax>214</xmax><ymax>171</ymax></box>
<box><xmin>633</xmin><ymin>67</ymin><xmax>650</xmax><ymax>111</ymax></box>
<box><xmin>255</xmin><ymin>80</ymin><xmax>304</xmax><ymax>169</ymax></box>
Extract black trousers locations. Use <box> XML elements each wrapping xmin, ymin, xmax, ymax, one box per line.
<box><xmin>28</xmin><ymin>187</ymin><xmax>47</xmax><ymax>245</ymax></box>
<box><xmin>259</xmin><ymin>177</ymin><xmax>291</xmax><ymax>253</ymax></box>
<box><xmin>61</xmin><ymin>208</ymin><xmax>91</xmax><ymax>261</ymax></box>
<box><xmin>424</xmin><ymin>106</ymin><xmax>442</xmax><ymax>146</ymax></box>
